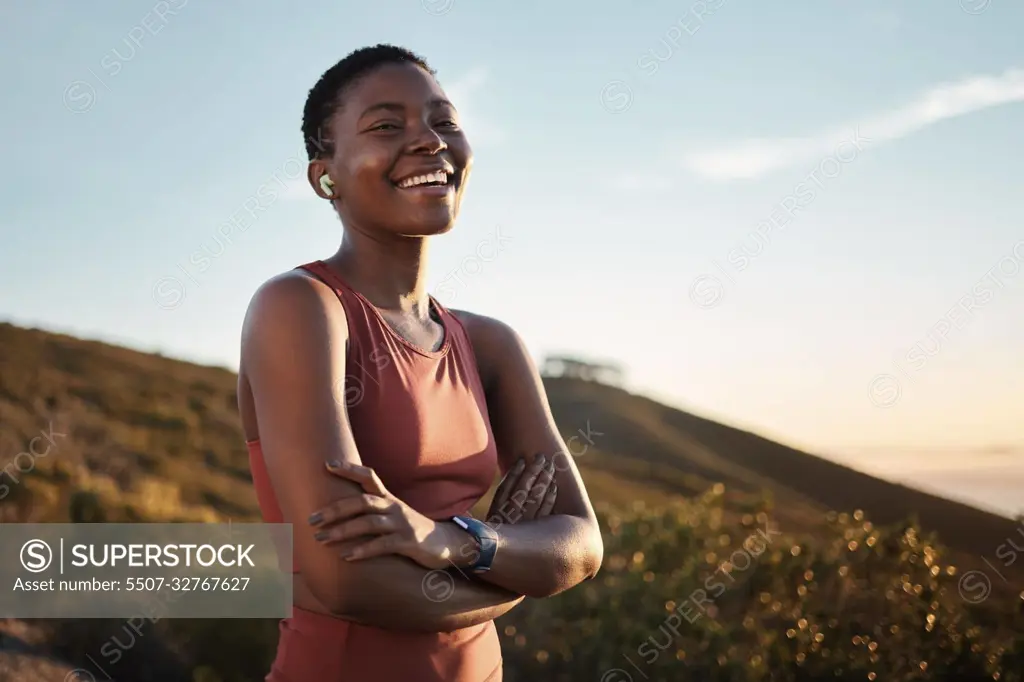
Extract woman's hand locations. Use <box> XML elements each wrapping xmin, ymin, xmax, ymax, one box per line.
<box><xmin>309</xmin><ymin>461</ymin><xmax>469</xmax><ymax>570</ymax></box>
<box><xmin>486</xmin><ymin>454</ymin><xmax>557</xmax><ymax>525</ymax></box>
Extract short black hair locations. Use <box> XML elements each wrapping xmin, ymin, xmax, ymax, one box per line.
<box><xmin>301</xmin><ymin>44</ymin><xmax>435</xmax><ymax>160</ymax></box>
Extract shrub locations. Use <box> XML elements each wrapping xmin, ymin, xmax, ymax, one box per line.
<box><xmin>69</xmin><ymin>490</ymin><xmax>107</xmax><ymax>523</ymax></box>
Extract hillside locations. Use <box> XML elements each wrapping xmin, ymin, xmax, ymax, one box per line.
<box><xmin>542</xmin><ymin>378</ymin><xmax>1023</xmax><ymax>565</ymax></box>
<box><xmin>1</xmin><ymin>321</ymin><xmax>1022</xmax><ymax>681</ymax></box>
<box><xmin>0</xmin><ymin>319</ymin><xmax>1020</xmax><ymax>573</ymax></box>
<box><xmin>0</xmin><ymin>322</ymin><xmax>1016</xmax><ymax>527</ymax></box>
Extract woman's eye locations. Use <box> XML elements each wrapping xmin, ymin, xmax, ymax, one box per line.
<box><xmin>371</xmin><ymin>122</ymin><xmax>400</xmax><ymax>131</ymax></box>
<box><xmin>436</xmin><ymin>120</ymin><xmax>458</xmax><ymax>128</ymax></box>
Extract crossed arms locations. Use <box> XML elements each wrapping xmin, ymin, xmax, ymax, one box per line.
<box><xmin>239</xmin><ymin>272</ymin><xmax>603</xmax><ymax>633</ymax></box>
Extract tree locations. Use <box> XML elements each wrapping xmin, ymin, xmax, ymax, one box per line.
<box><xmin>541</xmin><ymin>355</ymin><xmax>625</xmax><ymax>386</ymax></box>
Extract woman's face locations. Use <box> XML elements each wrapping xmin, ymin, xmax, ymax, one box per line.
<box><xmin>312</xmin><ymin>62</ymin><xmax>473</xmax><ymax>237</ymax></box>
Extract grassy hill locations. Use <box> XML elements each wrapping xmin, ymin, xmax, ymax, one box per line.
<box><xmin>0</xmin><ymin>321</ymin><xmax>1021</xmax><ymax>681</ymax></box>
<box><xmin>543</xmin><ymin>378</ymin><xmax>1024</xmax><ymax>565</ymax></box>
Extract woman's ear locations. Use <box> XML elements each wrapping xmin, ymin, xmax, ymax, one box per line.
<box><xmin>308</xmin><ymin>160</ymin><xmax>337</xmax><ymax>200</ymax></box>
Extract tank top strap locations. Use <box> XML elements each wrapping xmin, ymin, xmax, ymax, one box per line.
<box><xmin>299</xmin><ymin>261</ymin><xmax>464</xmax><ymax>363</ymax></box>
<box><xmin>298</xmin><ymin>260</ymin><xmax>341</xmax><ymax>289</ymax></box>
<box><xmin>296</xmin><ymin>260</ymin><xmax>381</xmax><ymax>357</ymax></box>
<box><xmin>431</xmin><ymin>302</ymin><xmax>472</xmax><ymax>362</ymax></box>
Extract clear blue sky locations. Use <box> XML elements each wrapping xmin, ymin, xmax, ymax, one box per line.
<box><xmin>2</xmin><ymin>0</ymin><xmax>1023</xmax><ymax>461</ymax></box>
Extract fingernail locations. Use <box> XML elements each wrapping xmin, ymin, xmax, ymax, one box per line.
<box><xmin>514</xmin><ymin>458</ymin><xmax>526</xmax><ymax>471</ymax></box>
<box><xmin>536</xmin><ymin>454</ymin><xmax>546</xmax><ymax>466</ymax></box>
<box><xmin>314</xmin><ymin>530</ymin><xmax>328</xmax><ymax>541</ymax></box>
<box><xmin>308</xmin><ymin>512</ymin><xmax>323</xmax><ymax>525</ymax></box>
<box><xmin>326</xmin><ymin>460</ymin><xmax>342</xmax><ymax>469</ymax></box>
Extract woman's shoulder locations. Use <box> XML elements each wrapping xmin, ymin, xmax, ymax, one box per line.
<box><xmin>241</xmin><ymin>268</ymin><xmax>350</xmax><ymax>352</ymax></box>
<box><xmin>449</xmin><ymin>309</ymin><xmax>528</xmax><ymax>376</ymax></box>
<box><xmin>246</xmin><ymin>267</ymin><xmax>342</xmax><ymax>316</ymax></box>
<box><xmin>448</xmin><ymin>309</ymin><xmax>517</xmax><ymax>346</ymax></box>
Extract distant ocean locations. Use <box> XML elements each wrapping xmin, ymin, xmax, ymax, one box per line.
<box><xmin>827</xmin><ymin>448</ymin><xmax>1024</xmax><ymax>520</ymax></box>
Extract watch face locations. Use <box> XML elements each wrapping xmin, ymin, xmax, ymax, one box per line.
<box><xmin>452</xmin><ymin>516</ymin><xmax>497</xmax><ymax>572</ymax></box>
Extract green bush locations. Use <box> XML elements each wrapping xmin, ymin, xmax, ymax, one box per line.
<box><xmin>40</xmin><ymin>486</ymin><xmax>1024</xmax><ymax>681</ymax></box>
<box><xmin>496</xmin><ymin>491</ymin><xmax>1023</xmax><ymax>682</ymax></box>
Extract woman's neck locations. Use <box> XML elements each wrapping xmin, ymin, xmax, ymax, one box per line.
<box><xmin>326</xmin><ymin>230</ymin><xmax>432</xmax><ymax>317</ymax></box>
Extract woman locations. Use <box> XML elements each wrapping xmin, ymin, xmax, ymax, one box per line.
<box><xmin>236</xmin><ymin>44</ymin><xmax>603</xmax><ymax>681</ymax></box>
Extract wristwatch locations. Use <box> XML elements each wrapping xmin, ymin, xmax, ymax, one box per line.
<box><xmin>451</xmin><ymin>515</ymin><xmax>499</xmax><ymax>573</ymax></box>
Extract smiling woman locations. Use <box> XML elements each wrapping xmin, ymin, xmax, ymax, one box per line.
<box><xmin>235</xmin><ymin>45</ymin><xmax>603</xmax><ymax>682</ymax></box>
<box><xmin>302</xmin><ymin>48</ymin><xmax>470</xmax><ymax>236</ymax></box>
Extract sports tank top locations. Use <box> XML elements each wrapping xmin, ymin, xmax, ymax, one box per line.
<box><xmin>245</xmin><ymin>261</ymin><xmax>503</xmax><ymax>681</ymax></box>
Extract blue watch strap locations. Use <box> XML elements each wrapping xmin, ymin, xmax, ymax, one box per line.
<box><xmin>451</xmin><ymin>515</ymin><xmax>498</xmax><ymax>573</ymax></box>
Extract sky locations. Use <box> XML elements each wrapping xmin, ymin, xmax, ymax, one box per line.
<box><xmin>1</xmin><ymin>1</ymin><xmax>1022</xmax><ymax>514</ymax></box>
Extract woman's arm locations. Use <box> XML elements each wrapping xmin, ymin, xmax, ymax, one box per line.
<box><xmin>453</xmin><ymin>311</ymin><xmax>605</xmax><ymax>598</ymax></box>
<box><xmin>240</xmin><ymin>272</ymin><xmax>523</xmax><ymax>632</ymax></box>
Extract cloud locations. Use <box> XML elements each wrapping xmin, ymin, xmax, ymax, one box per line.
<box><xmin>680</xmin><ymin>68</ymin><xmax>1024</xmax><ymax>181</ymax></box>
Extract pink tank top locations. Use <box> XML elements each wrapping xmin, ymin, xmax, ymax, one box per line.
<box><xmin>246</xmin><ymin>261</ymin><xmax>503</xmax><ymax>681</ymax></box>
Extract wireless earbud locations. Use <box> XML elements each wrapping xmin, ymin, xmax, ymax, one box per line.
<box><xmin>319</xmin><ymin>174</ymin><xmax>335</xmax><ymax>195</ymax></box>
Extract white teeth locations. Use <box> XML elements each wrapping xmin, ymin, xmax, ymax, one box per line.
<box><xmin>398</xmin><ymin>171</ymin><xmax>448</xmax><ymax>188</ymax></box>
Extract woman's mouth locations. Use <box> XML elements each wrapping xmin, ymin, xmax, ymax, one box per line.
<box><xmin>396</xmin><ymin>170</ymin><xmax>448</xmax><ymax>188</ymax></box>
<box><xmin>393</xmin><ymin>170</ymin><xmax>456</xmax><ymax>198</ymax></box>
